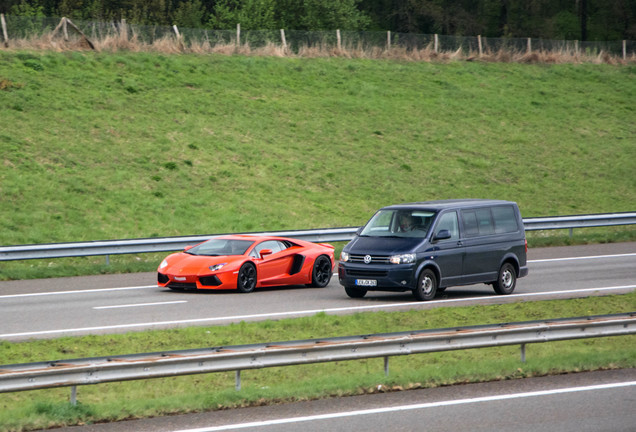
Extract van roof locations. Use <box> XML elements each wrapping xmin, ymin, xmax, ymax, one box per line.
<box><xmin>382</xmin><ymin>199</ymin><xmax>517</xmax><ymax>211</ymax></box>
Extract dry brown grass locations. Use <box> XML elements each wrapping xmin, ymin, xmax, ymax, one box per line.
<box><xmin>1</xmin><ymin>29</ymin><xmax>632</xmax><ymax>65</ymax></box>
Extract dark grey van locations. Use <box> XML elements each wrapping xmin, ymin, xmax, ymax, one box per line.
<box><xmin>338</xmin><ymin>199</ymin><xmax>528</xmax><ymax>301</ymax></box>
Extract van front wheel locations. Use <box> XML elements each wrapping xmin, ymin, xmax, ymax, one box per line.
<box><xmin>413</xmin><ymin>269</ymin><xmax>437</xmax><ymax>301</ymax></box>
<box><xmin>493</xmin><ymin>263</ymin><xmax>516</xmax><ymax>295</ymax></box>
<box><xmin>345</xmin><ymin>285</ymin><xmax>367</xmax><ymax>298</ymax></box>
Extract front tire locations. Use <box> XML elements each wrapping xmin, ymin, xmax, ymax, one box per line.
<box><xmin>413</xmin><ymin>269</ymin><xmax>437</xmax><ymax>301</ymax></box>
<box><xmin>345</xmin><ymin>285</ymin><xmax>367</xmax><ymax>298</ymax></box>
<box><xmin>493</xmin><ymin>262</ymin><xmax>516</xmax><ymax>295</ymax></box>
<box><xmin>237</xmin><ymin>263</ymin><xmax>257</xmax><ymax>293</ymax></box>
<box><xmin>309</xmin><ymin>255</ymin><xmax>332</xmax><ymax>288</ymax></box>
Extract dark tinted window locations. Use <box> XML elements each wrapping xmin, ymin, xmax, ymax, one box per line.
<box><xmin>492</xmin><ymin>206</ymin><xmax>519</xmax><ymax>233</ymax></box>
<box><xmin>461</xmin><ymin>211</ymin><xmax>479</xmax><ymax>237</ymax></box>
<box><xmin>461</xmin><ymin>208</ymin><xmax>494</xmax><ymax>237</ymax></box>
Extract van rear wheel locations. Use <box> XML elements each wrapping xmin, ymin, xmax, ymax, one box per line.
<box><xmin>413</xmin><ymin>269</ymin><xmax>437</xmax><ymax>301</ymax></box>
<box><xmin>493</xmin><ymin>263</ymin><xmax>516</xmax><ymax>295</ymax></box>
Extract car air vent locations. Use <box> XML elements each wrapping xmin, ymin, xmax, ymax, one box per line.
<box><xmin>167</xmin><ymin>282</ymin><xmax>197</xmax><ymax>290</ymax></box>
<box><xmin>199</xmin><ymin>275</ymin><xmax>222</xmax><ymax>286</ymax></box>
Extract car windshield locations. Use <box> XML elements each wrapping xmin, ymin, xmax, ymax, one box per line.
<box><xmin>186</xmin><ymin>238</ymin><xmax>254</xmax><ymax>256</ymax></box>
<box><xmin>359</xmin><ymin>209</ymin><xmax>436</xmax><ymax>238</ymax></box>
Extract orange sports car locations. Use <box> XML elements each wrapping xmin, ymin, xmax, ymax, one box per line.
<box><xmin>157</xmin><ymin>234</ymin><xmax>335</xmax><ymax>292</ymax></box>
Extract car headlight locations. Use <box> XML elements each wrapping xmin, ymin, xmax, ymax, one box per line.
<box><xmin>340</xmin><ymin>251</ymin><xmax>350</xmax><ymax>262</ymax></box>
<box><xmin>159</xmin><ymin>259</ymin><xmax>168</xmax><ymax>270</ymax></box>
<box><xmin>209</xmin><ymin>263</ymin><xmax>227</xmax><ymax>272</ymax></box>
<box><xmin>389</xmin><ymin>253</ymin><xmax>416</xmax><ymax>264</ymax></box>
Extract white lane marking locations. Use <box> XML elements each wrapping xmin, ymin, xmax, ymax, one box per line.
<box><xmin>175</xmin><ymin>381</ymin><xmax>636</xmax><ymax>431</ymax></box>
<box><xmin>529</xmin><ymin>252</ymin><xmax>636</xmax><ymax>263</ymax></box>
<box><xmin>0</xmin><ymin>285</ymin><xmax>157</xmax><ymax>299</ymax></box>
<box><xmin>1</xmin><ymin>285</ymin><xmax>634</xmax><ymax>339</ymax></box>
<box><xmin>93</xmin><ymin>301</ymin><xmax>187</xmax><ymax>310</ymax></box>
<box><xmin>0</xmin><ymin>251</ymin><xmax>634</xmax><ymax>300</ymax></box>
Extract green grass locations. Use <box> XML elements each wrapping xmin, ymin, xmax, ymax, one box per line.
<box><xmin>0</xmin><ymin>292</ymin><xmax>634</xmax><ymax>431</ymax></box>
<box><xmin>1</xmin><ymin>51</ymin><xmax>634</xmax><ymax>280</ymax></box>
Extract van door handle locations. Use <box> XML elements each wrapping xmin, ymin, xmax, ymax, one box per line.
<box><xmin>457</xmin><ymin>241</ymin><xmax>463</xmax><ymax>246</ymax></box>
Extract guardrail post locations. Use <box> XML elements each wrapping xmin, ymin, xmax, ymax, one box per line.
<box><xmin>70</xmin><ymin>386</ymin><xmax>77</xmax><ymax>405</ymax></box>
<box><xmin>235</xmin><ymin>370</ymin><xmax>241</xmax><ymax>391</ymax></box>
<box><xmin>520</xmin><ymin>344</ymin><xmax>526</xmax><ymax>363</ymax></box>
<box><xmin>384</xmin><ymin>356</ymin><xmax>389</xmax><ymax>376</ymax></box>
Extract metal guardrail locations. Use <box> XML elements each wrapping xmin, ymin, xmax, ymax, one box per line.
<box><xmin>0</xmin><ymin>313</ymin><xmax>634</xmax><ymax>402</ymax></box>
<box><xmin>0</xmin><ymin>212</ymin><xmax>635</xmax><ymax>262</ymax></box>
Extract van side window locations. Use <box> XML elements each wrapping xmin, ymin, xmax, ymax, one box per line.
<box><xmin>461</xmin><ymin>209</ymin><xmax>494</xmax><ymax>237</ymax></box>
<box><xmin>435</xmin><ymin>212</ymin><xmax>459</xmax><ymax>241</ymax></box>
<box><xmin>492</xmin><ymin>206</ymin><xmax>519</xmax><ymax>233</ymax></box>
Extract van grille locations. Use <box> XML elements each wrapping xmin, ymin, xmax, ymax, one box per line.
<box><xmin>349</xmin><ymin>254</ymin><xmax>391</xmax><ymax>264</ymax></box>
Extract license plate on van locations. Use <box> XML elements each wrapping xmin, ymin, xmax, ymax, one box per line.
<box><xmin>356</xmin><ymin>279</ymin><xmax>377</xmax><ymax>287</ymax></box>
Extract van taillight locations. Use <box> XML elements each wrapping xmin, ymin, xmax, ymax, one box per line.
<box><xmin>525</xmin><ymin>238</ymin><xmax>528</xmax><ymax>252</ymax></box>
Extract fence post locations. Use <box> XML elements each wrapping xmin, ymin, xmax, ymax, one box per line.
<box><xmin>478</xmin><ymin>35</ymin><xmax>482</xmax><ymax>56</ymax></box>
<box><xmin>280</xmin><ymin>29</ymin><xmax>286</xmax><ymax>52</ymax></box>
<box><xmin>623</xmin><ymin>40</ymin><xmax>627</xmax><ymax>60</ymax></box>
<box><xmin>336</xmin><ymin>29</ymin><xmax>341</xmax><ymax>51</ymax></box>
<box><xmin>527</xmin><ymin>37</ymin><xmax>532</xmax><ymax>53</ymax></box>
<box><xmin>434</xmin><ymin>34</ymin><xmax>439</xmax><ymax>53</ymax></box>
<box><xmin>236</xmin><ymin>23</ymin><xmax>240</xmax><ymax>48</ymax></box>
<box><xmin>1</xmin><ymin>14</ymin><xmax>8</xmax><ymax>47</ymax></box>
<box><xmin>387</xmin><ymin>30</ymin><xmax>391</xmax><ymax>50</ymax></box>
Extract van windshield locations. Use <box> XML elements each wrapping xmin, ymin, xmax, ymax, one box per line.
<box><xmin>359</xmin><ymin>209</ymin><xmax>436</xmax><ymax>238</ymax></box>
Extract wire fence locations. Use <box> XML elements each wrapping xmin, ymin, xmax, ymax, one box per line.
<box><xmin>2</xmin><ymin>14</ymin><xmax>634</xmax><ymax>61</ymax></box>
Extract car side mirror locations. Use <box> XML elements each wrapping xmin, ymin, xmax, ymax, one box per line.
<box><xmin>433</xmin><ymin>229</ymin><xmax>452</xmax><ymax>241</ymax></box>
<box><xmin>259</xmin><ymin>249</ymin><xmax>273</xmax><ymax>258</ymax></box>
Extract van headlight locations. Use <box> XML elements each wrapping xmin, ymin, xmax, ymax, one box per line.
<box><xmin>390</xmin><ymin>254</ymin><xmax>416</xmax><ymax>264</ymax></box>
<box><xmin>340</xmin><ymin>252</ymin><xmax>350</xmax><ymax>262</ymax></box>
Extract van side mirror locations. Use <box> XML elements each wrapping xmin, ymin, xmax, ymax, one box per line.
<box><xmin>356</xmin><ymin>227</ymin><xmax>363</xmax><ymax>235</ymax></box>
<box><xmin>433</xmin><ymin>229</ymin><xmax>451</xmax><ymax>241</ymax></box>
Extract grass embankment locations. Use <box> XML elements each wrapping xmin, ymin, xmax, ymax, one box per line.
<box><xmin>0</xmin><ymin>51</ymin><xmax>635</xmax><ymax>280</ymax></box>
<box><xmin>0</xmin><ymin>292</ymin><xmax>634</xmax><ymax>431</ymax></box>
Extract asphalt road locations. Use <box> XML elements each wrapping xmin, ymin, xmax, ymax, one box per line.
<box><xmin>0</xmin><ymin>242</ymin><xmax>634</xmax><ymax>341</ymax></box>
<box><xmin>53</xmin><ymin>369</ymin><xmax>636</xmax><ymax>432</ymax></box>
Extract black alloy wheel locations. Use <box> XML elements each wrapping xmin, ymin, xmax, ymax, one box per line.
<box><xmin>237</xmin><ymin>263</ymin><xmax>257</xmax><ymax>293</ymax></box>
<box><xmin>309</xmin><ymin>255</ymin><xmax>332</xmax><ymax>288</ymax></box>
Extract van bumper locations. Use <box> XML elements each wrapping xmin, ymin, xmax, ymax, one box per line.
<box><xmin>338</xmin><ymin>263</ymin><xmax>416</xmax><ymax>291</ymax></box>
<box><xmin>519</xmin><ymin>266</ymin><xmax>529</xmax><ymax>278</ymax></box>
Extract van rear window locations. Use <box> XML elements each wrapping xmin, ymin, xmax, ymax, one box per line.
<box><xmin>492</xmin><ymin>206</ymin><xmax>519</xmax><ymax>233</ymax></box>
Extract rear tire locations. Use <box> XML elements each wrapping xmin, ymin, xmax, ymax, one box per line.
<box><xmin>309</xmin><ymin>255</ymin><xmax>332</xmax><ymax>288</ymax></box>
<box><xmin>493</xmin><ymin>262</ymin><xmax>516</xmax><ymax>295</ymax></box>
<box><xmin>345</xmin><ymin>285</ymin><xmax>367</xmax><ymax>298</ymax></box>
<box><xmin>413</xmin><ymin>269</ymin><xmax>437</xmax><ymax>301</ymax></box>
<box><xmin>237</xmin><ymin>263</ymin><xmax>257</xmax><ymax>293</ymax></box>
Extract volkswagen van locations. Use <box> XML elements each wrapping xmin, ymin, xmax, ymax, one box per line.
<box><xmin>338</xmin><ymin>199</ymin><xmax>528</xmax><ymax>301</ymax></box>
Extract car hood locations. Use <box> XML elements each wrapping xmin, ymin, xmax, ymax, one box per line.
<box><xmin>345</xmin><ymin>236</ymin><xmax>426</xmax><ymax>255</ymax></box>
<box><xmin>163</xmin><ymin>253</ymin><xmax>238</xmax><ymax>275</ymax></box>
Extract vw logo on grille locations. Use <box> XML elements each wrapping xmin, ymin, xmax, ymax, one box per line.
<box><xmin>363</xmin><ymin>255</ymin><xmax>372</xmax><ymax>264</ymax></box>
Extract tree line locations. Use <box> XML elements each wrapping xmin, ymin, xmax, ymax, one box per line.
<box><xmin>2</xmin><ymin>0</ymin><xmax>634</xmax><ymax>41</ymax></box>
